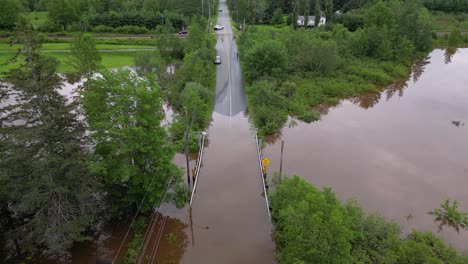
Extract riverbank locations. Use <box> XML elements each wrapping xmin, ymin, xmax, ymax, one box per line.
<box><xmin>263</xmin><ymin>48</ymin><xmax>468</xmax><ymax>254</ymax></box>
<box><xmin>238</xmin><ymin>13</ymin><xmax>467</xmax><ymax>135</ymax></box>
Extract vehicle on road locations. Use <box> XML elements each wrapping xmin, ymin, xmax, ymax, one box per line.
<box><xmin>219</xmin><ymin>9</ymin><xmax>222</xmax><ymax>12</ymax></box>
<box><xmin>214</xmin><ymin>24</ymin><xmax>224</xmax><ymax>30</ymax></box>
<box><xmin>178</xmin><ymin>30</ymin><xmax>188</xmax><ymax>35</ymax></box>
<box><xmin>214</xmin><ymin>56</ymin><xmax>221</xmax><ymax>64</ymax></box>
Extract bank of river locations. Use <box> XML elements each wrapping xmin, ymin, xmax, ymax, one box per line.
<box><xmin>263</xmin><ymin>48</ymin><xmax>468</xmax><ymax>253</ymax></box>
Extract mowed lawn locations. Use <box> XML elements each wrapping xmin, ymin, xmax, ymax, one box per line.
<box><xmin>0</xmin><ymin>51</ymin><xmax>147</xmax><ymax>73</ymax></box>
<box><xmin>27</xmin><ymin>11</ymin><xmax>48</xmax><ymax>29</ymax></box>
<box><xmin>0</xmin><ymin>43</ymin><xmax>155</xmax><ymax>51</ymax></box>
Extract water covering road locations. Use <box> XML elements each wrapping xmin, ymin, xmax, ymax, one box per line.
<box><xmin>179</xmin><ymin>0</ymin><xmax>276</xmax><ymax>262</ymax></box>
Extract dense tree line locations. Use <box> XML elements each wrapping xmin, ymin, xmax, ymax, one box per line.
<box><xmin>0</xmin><ymin>18</ymin><xmax>189</xmax><ymax>262</ymax></box>
<box><xmin>423</xmin><ymin>0</ymin><xmax>468</xmax><ymax>13</ymax></box>
<box><xmin>270</xmin><ymin>176</ymin><xmax>468</xmax><ymax>264</ymax></box>
<box><xmin>1</xmin><ymin>0</ymin><xmax>213</xmax><ymax>32</ymax></box>
<box><xmin>227</xmin><ymin>0</ymin><xmax>380</xmax><ymax>26</ymax></box>
<box><xmin>0</xmin><ymin>18</ymin><xmax>102</xmax><ymax>260</ymax></box>
<box><xmin>238</xmin><ymin>0</ymin><xmax>432</xmax><ymax>135</ymax></box>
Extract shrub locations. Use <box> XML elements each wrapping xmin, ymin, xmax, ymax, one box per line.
<box><xmin>114</xmin><ymin>25</ymin><xmax>149</xmax><ymax>34</ymax></box>
<box><xmin>92</xmin><ymin>25</ymin><xmax>114</xmax><ymax>33</ymax></box>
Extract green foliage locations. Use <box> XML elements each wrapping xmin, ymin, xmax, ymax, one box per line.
<box><xmin>83</xmin><ymin>69</ymin><xmax>181</xmax><ymax>212</ymax></box>
<box><xmin>0</xmin><ymin>0</ymin><xmax>23</xmax><ymax>30</ymax></box>
<box><xmin>123</xmin><ymin>216</ymin><xmax>149</xmax><ymax>264</ymax></box>
<box><xmin>0</xmin><ymin>18</ymin><xmax>101</xmax><ymax>259</ymax></box>
<box><xmin>429</xmin><ymin>199</ymin><xmax>468</xmax><ymax>233</ymax></box>
<box><xmin>271</xmin><ymin>8</ymin><xmax>284</xmax><ymax>25</ymax></box>
<box><xmin>47</xmin><ymin>0</ymin><xmax>79</xmax><ymax>30</ymax></box>
<box><xmin>270</xmin><ymin>176</ymin><xmax>468</xmax><ymax>264</ymax></box>
<box><xmin>134</xmin><ymin>49</ymin><xmax>165</xmax><ymax>77</ymax></box>
<box><xmin>448</xmin><ymin>28</ymin><xmax>464</xmax><ymax>47</ymax></box>
<box><xmin>423</xmin><ymin>0</ymin><xmax>468</xmax><ymax>13</ymax></box>
<box><xmin>270</xmin><ymin>176</ymin><xmax>354</xmax><ymax>263</ymax></box>
<box><xmin>67</xmin><ymin>33</ymin><xmax>101</xmax><ymax>78</ymax></box>
<box><xmin>244</xmin><ymin>39</ymin><xmax>287</xmax><ymax>81</ymax></box>
<box><xmin>247</xmin><ymin>80</ymin><xmax>288</xmax><ymax>135</ymax></box>
<box><xmin>238</xmin><ymin>20</ymin><xmax>414</xmax><ymax>134</ymax></box>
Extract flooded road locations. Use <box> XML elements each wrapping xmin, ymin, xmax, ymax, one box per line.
<box><xmin>263</xmin><ymin>48</ymin><xmax>468</xmax><ymax>252</ymax></box>
<box><xmin>177</xmin><ymin>0</ymin><xmax>276</xmax><ymax>262</ymax></box>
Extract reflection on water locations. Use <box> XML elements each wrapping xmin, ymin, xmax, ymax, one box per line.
<box><xmin>263</xmin><ymin>49</ymin><xmax>468</xmax><ymax>252</ymax></box>
<box><xmin>444</xmin><ymin>47</ymin><xmax>458</xmax><ymax>64</ymax></box>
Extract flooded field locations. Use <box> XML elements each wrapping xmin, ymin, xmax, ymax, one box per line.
<box><xmin>47</xmin><ymin>48</ymin><xmax>467</xmax><ymax>263</ymax></box>
<box><xmin>263</xmin><ymin>48</ymin><xmax>468</xmax><ymax>253</ymax></box>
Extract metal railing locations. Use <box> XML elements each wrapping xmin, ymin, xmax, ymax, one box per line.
<box><xmin>255</xmin><ymin>131</ymin><xmax>271</xmax><ymax>219</ymax></box>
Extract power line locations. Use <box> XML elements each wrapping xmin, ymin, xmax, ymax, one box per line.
<box><xmin>135</xmin><ymin>174</ymin><xmax>173</xmax><ymax>263</ymax></box>
<box><xmin>111</xmin><ymin>171</ymin><xmax>161</xmax><ymax>264</ymax></box>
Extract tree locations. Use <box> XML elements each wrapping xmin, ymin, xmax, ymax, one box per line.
<box><xmin>325</xmin><ymin>0</ymin><xmax>333</xmax><ymax>22</ymax></box>
<box><xmin>448</xmin><ymin>28</ymin><xmax>463</xmax><ymax>47</ymax></box>
<box><xmin>47</xmin><ymin>0</ymin><xmax>79</xmax><ymax>30</ymax></box>
<box><xmin>314</xmin><ymin>0</ymin><xmax>321</xmax><ymax>27</ymax></box>
<box><xmin>270</xmin><ymin>8</ymin><xmax>283</xmax><ymax>24</ymax></box>
<box><xmin>270</xmin><ymin>176</ymin><xmax>354</xmax><ymax>263</ymax></box>
<box><xmin>83</xmin><ymin>69</ymin><xmax>183</xmax><ymax>212</ymax></box>
<box><xmin>269</xmin><ymin>175</ymin><xmax>468</xmax><ymax>264</ymax></box>
<box><xmin>0</xmin><ymin>0</ymin><xmax>23</xmax><ymax>30</ymax></box>
<box><xmin>67</xmin><ymin>33</ymin><xmax>101</xmax><ymax>79</ymax></box>
<box><xmin>429</xmin><ymin>199</ymin><xmax>468</xmax><ymax>233</ymax></box>
<box><xmin>134</xmin><ymin>49</ymin><xmax>165</xmax><ymax>77</ymax></box>
<box><xmin>0</xmin><ymin>18</ymin><xmax>101</xmax><ymax>260</ymax></box>
<box><xmin>244</xmin><ymin>40</ymin><xmax>287</xmax><ymax>81</ymax></box>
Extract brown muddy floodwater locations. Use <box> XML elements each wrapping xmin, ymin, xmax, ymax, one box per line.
<box><xmin>263</xmin><ymin>48</ymin><xmax>468</xmax><ymax>253</ymax></box>
<box><xmin>57</xmin><ymin>49</ymin><xmax>467</xmax><ymax>262</ymax></box>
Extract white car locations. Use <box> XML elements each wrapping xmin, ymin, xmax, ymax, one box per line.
<box><xmin>214</xmin><ymin>56</ymin><xmax>221</xmax><ymax>64</ymax></box>
<box><xmin>214</xmin><ymin>24</ymin><xmax>224</xmax><ymax>30</ymax></box>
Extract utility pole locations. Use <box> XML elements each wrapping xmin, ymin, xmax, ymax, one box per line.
<box><xmin>185</xmin><ymin>107</ymin><xmax>191</xmax><ymax>190</ymax></box>
<box><xmin>279</xmin><ymin>140</ymin><xmax>284</xmax><ymax>183</ymax></box>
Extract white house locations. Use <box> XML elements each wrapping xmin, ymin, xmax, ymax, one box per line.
<box><xmin>297</xmin><ymin>15</ymin><xmax>326</xmax><ymax>27</ymax></box>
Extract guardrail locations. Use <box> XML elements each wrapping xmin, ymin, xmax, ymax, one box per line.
<box><xmin>189</xmin><ymin>132</ymin><xmax>206</xmax><ymax>205</ymax></box>
<box><xmin>255</xmin><ymin>131</ymin><xmax>271</xmax><ymax>219</ymax></box>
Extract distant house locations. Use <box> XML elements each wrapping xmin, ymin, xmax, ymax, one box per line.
<box><xmin>297</xmin><ymin>15</ymin><xmax>326</xmax><ymax>27</ymax></box>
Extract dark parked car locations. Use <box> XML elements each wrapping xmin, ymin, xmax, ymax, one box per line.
<box><xmin>178</xmin><ymin>30</ymin><xmax>188</xmax><ymax>35</ymax></box>
<box><xmin>219</xmin><ymin>9</ymin><xmax>222</xmax><ymax>12</ymax></box>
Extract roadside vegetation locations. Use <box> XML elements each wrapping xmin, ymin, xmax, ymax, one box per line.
<box><xmin>270</xmin><ymin>176</ymin><xmax>468</xmax><ymax>264</ymax></box>
<box><xmin>232</xmin><ymin>0</ymin><xmax>467</xmax><ymax>135</ymax></box>
<box><xmin>0</xmin><ymin>0</ymin><xmax>216</xmax><ymax>260</ymax></box>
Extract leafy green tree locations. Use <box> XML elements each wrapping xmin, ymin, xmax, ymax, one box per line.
<box><xmin>67</xmin><ymin>33</ymin><xmax>101</xmax><ymax>79</ymax></box>
<box><xmin>270</xmin><ymin>8</ymin><xmax>283</xmax><ymax>24</ymax></box>
<box><xmin>314</xmin><ymin>0</ymin><xmax>321</xmax><ymax>27</ymax></box>
<box><xmin>270</xmin><ymin>176</ymin><xmax>354</xmax><ymax>263</ymax></box>
<box><xmin>47</xmin><ymin>0</ymin><xmax>79</xmax><ymax>30</ymax></box>
<box><xmin>448</xmin><ymin>28</ymin><xmax>463</xmax><ymax>47</ymax></box>
<box><xmin>134</xmin><ymin>49</ymin><xmax>165</xmax><ymax>77</ymax></box>
<box><xmin>0</xmin><ymin>18</ymin><xmax>101</xmax><ymax>260</ymax></box>
<box><xmin>399</xmin><ymin>231</ymin><xmax>461</xmax><ymax>264</ymax></box>
<box><xmin>83</xmin><ymin>69</ymin><xmax>182</xmax><ymax>212</ymax></box>
<box><xmin>269</xmin><ymin>175</ymin><xmax>468</xmax><ymax>264</ymax></box>
<box><xmin>0</xmin><ymin>0</ymin><xmax>23</xmax><ymax>30</ymax></box>
<box><xmin>244</xmin><ymin>40</ymin><xmax>287</xmax><ymax>81</ymax></box>
<box><xmin>325</xmin><ymin>0</ymin><xmax>333</xmax><ymax>22</ymax></box>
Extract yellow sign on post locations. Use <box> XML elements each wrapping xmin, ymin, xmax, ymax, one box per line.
<box><xmin>261</xmin><ymin>158</ymin><xmax>270</xmax><ymax>174</ymax></box>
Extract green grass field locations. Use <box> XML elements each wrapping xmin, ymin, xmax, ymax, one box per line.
<box><xmin>0</xmin><ymin>51</ymin><xmax>146</xmax><ymax>73</ymax></box>
<box><xmin>28</xmin><ymin>12</ymin><xmax>48</xmax><ymax>29</ymax></box>
<box><xmin>0</xmin><ymin>43</ymin><xmax>155</xmax><ymax>51</ymax></box>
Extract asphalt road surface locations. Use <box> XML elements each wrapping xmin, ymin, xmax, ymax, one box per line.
<box><xmin>213</xmin><ymin>3</ymin><xmax>247</xmax><ymax>116</ymax></box>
